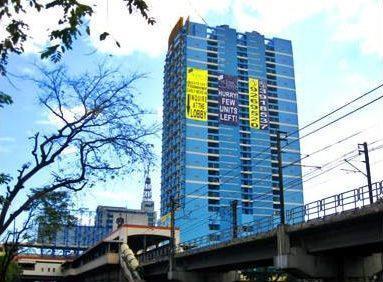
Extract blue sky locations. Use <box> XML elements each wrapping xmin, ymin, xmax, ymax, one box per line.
<box><xmin>1</xmin><ymin>0</ymin><xmax>383</xmax><ymax>214</ymax></box>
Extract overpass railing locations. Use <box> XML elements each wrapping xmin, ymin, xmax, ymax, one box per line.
<box><xmin>179</xmin><ymin>214</ymin><xmax>280</xmax><ymax>253</ymax></box>
<box><xmin>138</xmin><ymin>215</ymin><xmax>280</xmax><ymax>263</ymax></box>
<box><xmin>177</xmin><ymin>180</ymin><xmax>383</xmax><ymax>254</ymax></box>
<box><xmin>286</xmin><ymin>180</ymin><xmax>383</xmax><ymax>224</ymax></box>
<box><xmin>138</xmin><ymin>244</ymin><xmax>171</xmax><ymax>264</ymax></box>
<box><xmin>140</xmin><ymin>180</ymin><xmax>383</xmax><ymax>262</ymax></box>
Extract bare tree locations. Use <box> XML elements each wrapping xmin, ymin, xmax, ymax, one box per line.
<box><xmin>0</xmin><ymin>63</ymin><xmax>159</xmax><ymax>278</ymax></box>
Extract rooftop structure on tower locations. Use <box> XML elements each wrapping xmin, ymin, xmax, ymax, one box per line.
<box><xmin>141</xmin><ymin>176</ymin><xmax>157</xmax><ymax>226</ymax></box>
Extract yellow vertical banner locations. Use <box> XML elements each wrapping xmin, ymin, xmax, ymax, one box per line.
<box><xmin>186</xmin><ymin>67</ymin><xmax>208</xmax><ymax>121</ymax></box>
<box><xmin>248</xmin><ymin>78</ymin><xmax>260</xmax><ymax>129</ymax></box>
<box><xmin>160</xmin><ymin>212</ymin><xmax>171</xmax><ymax>223</ymax></box>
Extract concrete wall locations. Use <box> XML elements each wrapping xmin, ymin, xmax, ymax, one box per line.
<box><xmin>17</xmin><ymin>258</ymin><xmax>65</xmax><ymax>278</ymax></box>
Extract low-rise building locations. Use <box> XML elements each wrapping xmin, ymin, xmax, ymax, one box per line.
<box><xmin>95</xmin><ymin>205</ymin><xmax>149</xmax><ymax>229</ymax></box>
<box><xmin>15</xmin><ymin>255</ymin><xmax>69</xmax><ymax>281</ymax></box>
<box><xmin>16</xmin><ymin>224</ymin><xmax>178</xmax><ymax>281</ymax></box>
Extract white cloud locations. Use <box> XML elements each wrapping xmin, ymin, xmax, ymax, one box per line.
<box><xmin>35</xmin><ymin>106</ymin><xmax>86</xmax><ymax>128</ymax></box>
<box><xmin>337</xmin><ymin>59</ymin><xmax>350</xmax><ymax>71</ymax></box>
<box><xmin>87</xmin><ymin>0</ymin><xmax>382</xmax><ymax>59</ymax></box>
<box><xmin>232</xmin><ymin>0</ymin><xmax>383</xmax><ymax>58</ymax></box>
<box><xmin>92</xmin><ymin>189</ymin><xmax>139</xmax><ymax>207</ymax></box>
<box><xmin>0</xmin><ymin>1</ymin><xmax>64</xmax><ymax>53</ymax></box>
<box><xmin>87</xmin><ymin>0</ymin><xmax>230</xmax><ymax>57</ymax></box>
<box><xmin>2</xmin><ymin>0</ymin><xmax>381</xmax><ymax>60</ymax></box>
<box><xmin>1</xmin><ymin>0</ymin><xmax>231</xmax><ymax>56</ymax></box>
<box><xmin>232</xmin><ymin>0</ymin><xmax>329</xmax><ymax>35</ymax></box>
<box><xmin>62</xmin><ymin>145</ymin><xmax>77</xmax><ymax>156</ymax></box>
<box><xmin>0</xmin><ymin>138</ymin><xmax>15</xmax><ymax>154</ymax></box>
<box><xmin>0</xmin><ymin>137</ymin><xmax>15</xmax><ymax>142</ymax></box>
<box><xmin>329</xmin><ymin>0</ymin><xmax>383</xmax><ymax>58</ymax></box>
<box><xmin>0</xmin><ymin>147</ymin><xmax>11</xmax><ymax>154</ymax></box>
<box><xmin>156</xmin><ymin>106</ymin><xmax>163</xmax><ymax>121</ymax></box>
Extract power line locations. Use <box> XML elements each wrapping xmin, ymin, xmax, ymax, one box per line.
<box><xmin>176</xmin><ymin>135</ymin><xmax>382</xmax><ymax>222</ymax></box>
<box><xmin>282</xmin><ymin>150</ymin><xmax>360</xmax><ymax>190</ymax></box>
<box><xmin>181</xmin><ymin>143</ymin><xmax>383</xmax><ymax>238</ymax></box>
<box><xmin>180</xmin><ymin>83</ymin><xmax>383</xmax><ymax>208</ymax></box>
<box><xmin>177</xmin><ymin>127</ymin><xmax>371</xmax><ymax>219</ymax></box>
<box><xmin>284</xmin><ymin>129</ymin><xmax>364</xmax><ymax>168</ymax></box>
<box><xmin>303</xmin><ymin>143</ymin><xmax>383</xmax><ymax>191</ymax></box>
<box><xmin>285</xmin><ymin>88</ymin><xmax>383</xmax><ymax>150</ymax></box>
<box><xmin>285</xmin><ymin>83</ymin><xmax>383</xmax><ymax>139</ymax></box>
<box><xmin>170</xmin><ymin>83</ymin><xmax>383</xmax><ymax>223</ymax></box>
<box><xmin>178</xmin><ymin>135</ymin><xmax>369</xmax><ymax>221</ymax></box>
<box><xmin>182</xmin><ymin>150</ymin><xmax>361</xmax><ymax>234</ymax></box>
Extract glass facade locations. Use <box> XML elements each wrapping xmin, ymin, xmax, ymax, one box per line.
<box><xmin>161</xmin><ymin>19</ymin><xmax>303</xmax><ymax>242</ymax></box>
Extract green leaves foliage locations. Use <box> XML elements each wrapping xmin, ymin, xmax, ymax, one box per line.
<box><xmin>124</xmin><ymin>0</ymin><xmax>155</xmax><ymax>25</ymax></box>
<box><xmin>0</xmin><ymin>173</ymin><xmax>12</xmax><ymax>185</ymax></box>
<box><xmin>99</xmin><ymin>32</ymin><xmax>110</xmax><ymax>41</ymax></box>
<box><xmin>0</xmin><ymin>256</ymin><xmax>21</xmax><ymax>282</ymax></box>
<box><xmin>34</xmin><ymin>189</ymin><xmax>77</xmax><ymax>242</ymax></box>
<box><xmin>0</xmin><ymin>0</ymin><xmax>155</xmax><ymax>74</ymax></box>
<box><xmin>0</xmin><ymin>92</ymin><xmax>13</xmax><ymax>108</ymax></box>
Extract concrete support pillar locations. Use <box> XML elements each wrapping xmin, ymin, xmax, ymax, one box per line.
<box><xmin>274</xmin><ymin>246</ymin><xmax>338</xmax><ymax>278</ymax></box>
<box><xmin>343</xmin><ymin>253</ymin><xmax>383</xmax><ymax>280</ymax></box>
<box><xmin>274</xmin><ymin>225</ymin><xmax>333</xmax><ymax>279</ymax></box>
<box><xmin>273</xmin><ymin>225</ymin><xmax>383</xmax><ymax>280</ymax></box>
<box><xmin>276</xmin><ymin>225</ymin><xmax>290</xmax><ymax>256</ymax></box>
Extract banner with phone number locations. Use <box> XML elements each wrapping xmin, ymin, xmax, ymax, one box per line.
<box><xmin>248</xmin><ymin>78</ymin><xmax>269</xmax><ymax>130</ymax></box>
<box><xmin>186</xmin><ymin>67</ymin><xmax>208</xmax><ymax>121</ymax></box>
<box><xmin>248</xmin><ymin>78</ymin><xmax>260</xmax><ymax>129</ymax></box>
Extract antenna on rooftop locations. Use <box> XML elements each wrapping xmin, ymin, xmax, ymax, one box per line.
<box><xmin>143</xmin><ymin>176</ymin><xmax>152</xmax><ymax>201</ymax></box>
<box><xmin>143</xmin><ymin>166</ymin><xmax>152</xmax><ymax>201</ymax></box>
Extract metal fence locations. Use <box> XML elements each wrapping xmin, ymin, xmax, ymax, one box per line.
<box><xmin>140</xmin><ymin>180</ymin><xmax>383</xmax><ymax>262</ymax></box>
<box><xmin>286</xmin><ymin>180</ymin><xmax>383</xmax><ymax>224</ymax></box>
<box><xmin>178</xmin><ymin>214</ymin><xmax>280</xmax><ymax>254</ymax></box>
<box><xmin>138</xmin><ymin>244</ymin><xmax>171</xmax><ymax>264</ymax></box>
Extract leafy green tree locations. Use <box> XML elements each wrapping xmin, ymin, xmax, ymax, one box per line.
<box><xmin>0</xmin><ymin>63</ymin><xmax>158</xmax><ymax>279</ymax></box>
<box><xmin>0</xmin><ymin>0</ymin><xmax>155</xmax><ymax>76</ymax></box>
<box><xmin>0</xmin><ymin>255</ymin><xmax>21</xmax><ymax>282</ymax></box>
<box><xmin>34</xmin><ymin>190</ymin><xmax>77</xmax><ymax>242</ymax></box>
<box><xmin>0</xmin><ymin>91</ymin><xmax>13</xmax><ymax>109</ymax></box>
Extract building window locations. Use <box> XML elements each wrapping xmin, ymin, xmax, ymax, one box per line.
<box><xmin>209</xmin><ymin>234</ymin><xmax>220</xmax><ymax>242</ymax></box>
<box><xmin>208</xmin><ymin>199</ymin><xmax>220</xmax><ymax>205</ymax></box>
<box><xmin>208</xmin><ymin>206</ymin><xmax>220</xmax><ymax>212</ymax></box>
<box><xmin>19</xmin><ymin>263</ymin><xmax>35</xmax><ymax>271</ymax></box>
<box><xmin>209</xmin><ymin>224</ymin><xmax>220</xmax><ymax>230</ymax></box>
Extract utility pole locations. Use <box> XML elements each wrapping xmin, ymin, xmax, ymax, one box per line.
<box><xmin>231</xmin><ymin>200</ymin><xmax>238</xmax><ymax>239</ymax></box>
<box><xmin>169</xmin><ymin>196</ymin><xmax>176</xmax><ymax>276</ymax></box>
<box><xmin>358</xmin><ymin>142</ymin><xmax>374</xmax><ymax>204</ymax></box>
<box><xmin>276</xmin><ymin>131</ymin><xmax>287</xmax><ymax>225</ymax></box>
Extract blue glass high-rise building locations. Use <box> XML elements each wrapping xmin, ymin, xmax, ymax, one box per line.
<box><xmin>161</xmin><ymin>18</ymin><xmax>303</xmax><ymax>242</ymax></box>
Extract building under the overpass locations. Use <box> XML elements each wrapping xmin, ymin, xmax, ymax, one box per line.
<box><xmin>16</xmin><ymin>224</ymin><xmax>179</xmax><ymax>281</ymax></box>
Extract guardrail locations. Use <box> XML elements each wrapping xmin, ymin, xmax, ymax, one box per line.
<box><xmin>138</xmin><ymin>244</ymin><xmax>171</xmax><ymax>264</ymax></box>
<box><xmin>139</xmin><ymin>180</ymin><xmax>383</xmax><ymax>263</ymax></box>
<box><xmin>286</xmin><ymin>180</ymin><xmax>383</xmax><ymax>224</ymax></box>
<box><xmin>179</xmin><ymin>214</ymin><xmax>280</xmax><ymax>253</ymax></box>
